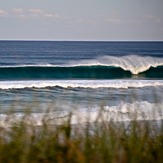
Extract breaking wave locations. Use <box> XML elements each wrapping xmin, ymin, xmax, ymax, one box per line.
<box><xmin>66</xmin><ymin>55</ymin><xmax>163</xmax><ymax>75</ymax></box>
<box><xmin>0</xmin><ymin>80</ymin><xmax>163</xmax><ymax>90</ymax></box>
<box><xmin>0</xmin><ymin>55</ymin><xmax>163</xmax><ymax>80</ymax></box>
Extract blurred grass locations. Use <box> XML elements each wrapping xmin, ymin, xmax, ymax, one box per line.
<box><xmin>0</xmin><ymin>109</ymin><xmax>163</xmax><ymax>163</ymax></box>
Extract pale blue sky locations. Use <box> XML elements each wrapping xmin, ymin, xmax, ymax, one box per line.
<box><xmin>0</xmin><ymin>0</ymin><xmax>163</xmax><ymax>41</ymax></box>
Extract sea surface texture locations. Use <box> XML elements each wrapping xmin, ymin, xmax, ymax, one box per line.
<box><xmin>0</xmin><ymin>41</ymin><xmax>163</xmax><ymax>125</ymax></box>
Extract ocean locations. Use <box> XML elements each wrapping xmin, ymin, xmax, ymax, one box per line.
<box><xmin>0</xmin><ymin>41</ymin><xmax>163</xmax><ymax>126</ymax></box>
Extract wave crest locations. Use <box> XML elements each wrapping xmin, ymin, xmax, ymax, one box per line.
<box><xmin>0</xmin><ymin>80</ymin><xmax>163</xmax><ymax>90</ymax></box>
<box><xmin>1</xmin><ymin>55</ymin><xmax>163</xmax><ymax>75</ymax></box>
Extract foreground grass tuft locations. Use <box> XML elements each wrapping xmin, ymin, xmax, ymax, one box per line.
<box><xmin>0</xmin><ymin>113</ymin><xmax>163</xmax><ymax>163</ymax></box>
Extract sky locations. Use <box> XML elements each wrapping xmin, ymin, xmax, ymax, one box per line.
<box><xmin>0</xmin><ymin>0</ymin><xmax>163</xmax><ymax>41</ymax></box>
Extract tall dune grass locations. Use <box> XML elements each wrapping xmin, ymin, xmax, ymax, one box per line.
<box><xmin>0</xmin><ymin>107</ymin><xmax>163</xmax><ymax>163</ymax></box>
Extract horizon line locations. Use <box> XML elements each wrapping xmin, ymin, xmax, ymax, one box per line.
<box><xmin>0</xmin><ymin>39</ymin><xmax>163</xmax><ymax>42</ymax></box>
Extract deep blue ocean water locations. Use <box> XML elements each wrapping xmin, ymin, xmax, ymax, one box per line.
<box><xmin>0</xmin><ymin>41</ymin><xmax>163</xmax><ymax>125</ymax></box>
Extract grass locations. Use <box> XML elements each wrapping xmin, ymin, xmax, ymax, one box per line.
<box><xmin>0</xmin><ymin>109</ymin><xmax>163</xmax><ymax>163</ymax></box>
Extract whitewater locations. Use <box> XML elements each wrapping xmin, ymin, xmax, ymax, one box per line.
<box><xmin>1</xmin><ymin>101</ymin><xmax>163</xmax><ymax>128</ymax></box>
<box><xmin>0</xmin><ymin>80</ymin><xmax>163</xmax><ymax>89</ymax></box>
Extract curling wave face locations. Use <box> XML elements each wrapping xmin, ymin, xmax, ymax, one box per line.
<box><xmin>102</xmin><ymin>55</ymin><xmax>163</xmax><ymax>74</ymax></box>
<box><xmin>66</xmin><ymin>55</ymin><xmax>163</xmax><ymax>75</ymax></box>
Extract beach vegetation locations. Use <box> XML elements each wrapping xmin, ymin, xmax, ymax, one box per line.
<box><xmin>0</xmin><ymin>108</ymin><xmax>163</xmax><ymax>163</ymax></box>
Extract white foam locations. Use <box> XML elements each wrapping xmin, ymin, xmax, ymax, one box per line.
<box><xmin>70</xmin><ymin>101</ymin><xmax>163</xmax><ymax>124</ymax></box>
<box><xmin>0</xmin><ymin>64</ymin><xmax>55</xmax><ymax>68</ymax></box>
<box><xmin>0</xmin><ymin>80</ymin><xmax>163</xmax><ymax>90</ymax></box>
<box><xmin>0</xmin><ymin>101</ymin><xmax>163</xmax><ymax>127</ymax></box>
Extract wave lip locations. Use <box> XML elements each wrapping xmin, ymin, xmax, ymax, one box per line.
<box><xmin>108</xmin><ymin>55</ymin><xmax>163</xmax><ymax>75</ymax></box>
<box><xmin>66</xmin><ymin>55</ymin><xmax>163</xmax><ymax>75</ymax></box>
<box><xmin>0</xmin><ymin>80</ymin><xmax>163</xmax><ymax>90</ymax></box>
